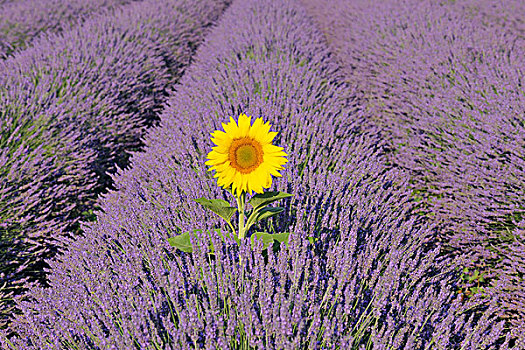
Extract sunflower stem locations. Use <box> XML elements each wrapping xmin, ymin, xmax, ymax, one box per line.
<box><xmin>237</xmin><ymin>191</ymin><xmax>247</xmax><ymax>240</ymax></box>
<box><xmin>236</xmin><ymin>191</ymin><xmax>247</xmax><ymax>269</ymax></box>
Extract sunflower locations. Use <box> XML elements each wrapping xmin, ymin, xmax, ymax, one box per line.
<box><xmin>205</xmin><ymin>114</ymin><xmax>287</xmax><ymax>197</ymax></box>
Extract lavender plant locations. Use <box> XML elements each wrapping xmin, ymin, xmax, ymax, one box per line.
<box><xmin>0</xmin><ymin>0</ymin><xmax>514</xmax><ymax>348</ymax></box>
<box><xmin>300</xmin><ymin>0</ymin><xmax>525</xmax><ymax>340</ymax></box>
<box><xmin>0</xmin><ymin>0</ymin><xmax>230</xmax><ymax>333</ymax></box>
<box><xmin>0</xmin><ymin>0</ymin><xmax>139</xmax><ymax>59</ymax></box>
<box><xmin>486</xmin><ymin>220</ymin><xmax>525</xmax><ymax>333</ymax></box>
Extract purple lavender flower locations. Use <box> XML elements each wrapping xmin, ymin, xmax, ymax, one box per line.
<box><xmin>0</xmin><ymin>0</ymin><xmax>230</xmax><ymax>333</ymax></box>
<box><xmin>301</xmin><ymin>0</ymin><xmax>525</xmax><ymax>340</ymax></box>
<box><xmin>0</xmin><ymin>0</ymin><xmax>140</xmax><ymax>59</ymax></box>
<box><xmin>1</xmin><ymin>0</ymin><xmax>513</xmax><ymax>348</ymax></box>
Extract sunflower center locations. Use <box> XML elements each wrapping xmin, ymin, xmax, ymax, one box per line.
<box><xmin>229</xmin><ymin>138</ymin><xmax>263</xmax><ymax>174</ymax></box>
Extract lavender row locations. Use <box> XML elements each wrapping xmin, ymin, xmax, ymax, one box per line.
<box><xmin>301</xmin><ymin>0</ymin><xmax>525</xmax><ymax>337</ymax></box>
<box><xmin>0</xmin><ymin>0</ymin><xmax>230</xmax><ymax>332</ymax></box>
<box><xmin>1</xmin><ymin>0</ymin><xmax>512</xmax><ymax>348</ymax></box>
<box><xmin>0</xmin><ymin>0</ymin><xmax>141</xmax><ymax>59</ymax></box>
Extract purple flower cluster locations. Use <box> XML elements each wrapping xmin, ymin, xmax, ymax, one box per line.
<box><xmin>301</xmin><ymin>0</ymin><xmax>525</xmax><ymax>338</ymax></box>
<box><xmin>488</xmin><ymin>219</ymin><xmax>525</xmax><ymax>333</ymax></box>
<box><xmin>0</xmin><ymin>0</ymin><xmax>229</xmax><ymax>332</ymax></box>
<box><xmin>0</xmin><ymin>0</ymin><xmax>139</xmax><ymax>59</ymax></box>
<box><xmin>1</xmin><ymin>0</ymin><xmax>517</xmax><ymax>348</ymax></box>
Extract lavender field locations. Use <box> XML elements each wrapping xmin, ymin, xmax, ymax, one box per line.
<box><xmin>0</xmin><ymin>0</ymin><xmax>523</xmax><ymax>348</ymax></box>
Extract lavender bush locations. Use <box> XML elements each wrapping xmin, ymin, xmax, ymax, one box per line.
<box><xmin>487</xmin><ymin>220</ymin><xmax>525</xmax><ymax>332</ymax></box>
<box><xmin>300</xmin><ymin>0</ymin><xmax>525</xmax><ymax>338</ymax></box>
<box><xmin>0</xmin><ymin>0</ymin><xmax>140</xmax><ymax>59</ymax></box>
<box><xmin>1</xmin><ymin>0</ymin><xmax>517</xmax><ymax>348</ymax></box>
<box><xmin>0</xmin><ymin>0</ymin><xmax>230</xmax><ymax>332</ymax></box>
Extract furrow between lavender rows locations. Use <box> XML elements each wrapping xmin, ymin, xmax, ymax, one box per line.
<box><xmin>0</xmin><ymin>0</ymin><xmax>142</xmax><ymax>59</ymax></box>
<box><xmin>301</xmin><ymin>0</ymin><xmax>525</xmax><ymax>341</ymax></box>
<box><xmin>1</xmin><ymin>0</ymin><xmax>511</xmax><ymax>348</ymax></box>
<box><xmin>0</xmin><ymin>0</ymin><xmax>230</xmax><ymax>333</ymax></box>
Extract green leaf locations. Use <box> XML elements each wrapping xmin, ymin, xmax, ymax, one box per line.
<box><xmin>250</xmin><ymin>232</ymin><xmax>290</xmax><ymax>250</ymax></box>
<box><xmin>167</xmin><ymin>231</ymin><xmax>194</xmax><ymax>253</ymax></box>
<box><xmin>193</xmin><ymin>198</ymin><xmax>237</xmax><ymax>223</ymax></box>
<box><xmin>269</xmin><ymin>232</ymin><xmax>290</xmax><ymax>247</ymax></box>
<box><xmin>249</xmin><ymin>232</ymin><xmax>274</xmax><ymax>250</ymax></box>
<box><xmin>467</xmin><ymin>269</ymin><xmax>480</xmax><ymax>282</ymax></box>
<box><xmin>248</xmin><ymin>191</ymin><xmax>292</xmax><ymax>211</ymax></box>
<box><xmin>168</xmin><ymin>229</ymin><xmax>229</xmax><ymax>254</ymax></box>
<box><xmin>232</xmin><ymin>233</ymin><xmax>241</xmax><ymax>245</ymax></box>
<box><xmin>307</xmin><ymin>236</ymin><xmax>318</xmax><ymax>244</ymax></box>
<box><xmin>211</xmin><ymin>228</ymin><xmax>241</xmax><ymax>249</ymax></box>
<box><xmin>251</xmin><ymin>207</ymin><xmax>284</xmax><ymax>224</ymax></box>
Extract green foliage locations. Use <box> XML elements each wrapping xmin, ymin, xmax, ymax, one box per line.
<box><xmin>248</xmin><ymin>206</ymin><xmax>284</xmax><ymax>224</ymax></box>
<box><xmin>453</xmin><ymin>266</ymin><xmax>490</xmax><ymax>301</ymax></box>
<box><xmin>307</xmin><ymin>236</ymin><xmax>319</xmax><ymax>244</ymax></box>
<box><xmin>248</xmin><ymin>191</ymin><xmax>292</xmax><ymax>211</ymax></box>
<box><xmin>171</xmin><ymin>191</ymin><xmax>295</xmax><ymax>262</ymax></box>
<box><xmin>193</xmin><ymin>198</ymin><xmax>237</xmax><ymax>223</ymax></box>
<box><xmin>167</xmin><ymin>229</ymin><xmax>291</xmax><ymax>256</ymax></box>
<box><xmin>249</xmin><ymin>231</ymin><xmax>289</xmax><ymax>250</ymax></box>
<box><xmin>167</xmin><ymin>228</ymin><xmax>241</xmax><ymax>254</ymax></box>
<box><xmin>167</xmin><ymin>230</ymin><xmax>195</xmax><ymax>253</ymax></box>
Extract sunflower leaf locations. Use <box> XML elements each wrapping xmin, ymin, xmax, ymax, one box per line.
<box><xmin>250</xmin><ymin>231</ymin><xmax>290</xmax><ymax>250</ymax></box>
<box><xmin>252</xmin><ymin>206</ymin><xmax>284</xmax><ymax>223</ymax></box>
<box><xmin>244</xmin><ymin>206</ymin><xmax>285</xmax><ymax>234</ymax></box>
<box><xmin>168</xmin><ymin>229</ymin><xmax>231</xmax><ymax>254</ymax></box>
<box><xmin>248</xmin><ymin>191</ymin><xmax>292</xmax><ymax>211</ymax></box>
<box><xmin>193</xmin><ymin>198</ymin><xmax>237</xmax><ymax>223</ymax></box>
<box><xmin>167</xmin><ymin>231</ymin><xmax>194</xmax><ymax>253</ymax></box>
<box><xmin>268</xmin><ymin>232</ymin><xmax>290</xmax><ymax>247</ymax></box>
<box><xmin>213</xmin><ymin>228</ymin><xmax>241</xmax><ymax>246</ymax></box>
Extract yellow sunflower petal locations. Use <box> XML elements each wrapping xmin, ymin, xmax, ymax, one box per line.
<box><xmin>250</xmin><ymin>120</ymin><xmax>276</xmax><ymax>145</ymax></box>
<box><xmin>237</xmin><ymin>113</ymin><xmax>251</xmax><ymax>138</ymax></box>
<box><xmin>222</xmin><ymin>117</ymin><xmax>239</xmax><ymax>137</ymax></box>
<box><xmin>262</xmin><ymin>131</ymin><xmax>278</xmax><ymax>145</ymax></box>
<box><xmin>248</xmin><ymin>117</ymin><xmax>264</xmax><ymax>139</ymax></box>
<box><xmin>241</xmin><ymin>174</ymin><xmax>249</xmax><ymax>194</ymax></box>
<box><xmin>232</xmin><ymin>171</ymin><xmax>243</xmax><ymax>195</ymax></box>
<box><xmin>211</xmin><ymin>131</ymin><xmax>232</xmax><ymax>149</ymax></box>
<box><xmin>248</xmin><ymin>172</ymin><xmax>263</xmax><ymax>194</ymax></box>
<box><xmin>260</xmin><ymin>120</ymin><xmax>272</xmax><ymax>135</ymax></box>
<box><xmin>262</xmin><ymin>143</ymin><xmax>285</xmax><ymax>154</ymax></box>
<box><xmin>207</xmin><ymin>150</ymin><xmax>228</xmax><ymax>162</ymax></box>
<box><xmin>264</xmin><ymin>173</ymin><xmax>272</xmax><ymax>187</ymax></box>
<box><xmin>210</xmin><ymin>129</ymin><xmax>227</xmax><ymax>142</ymax></box>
